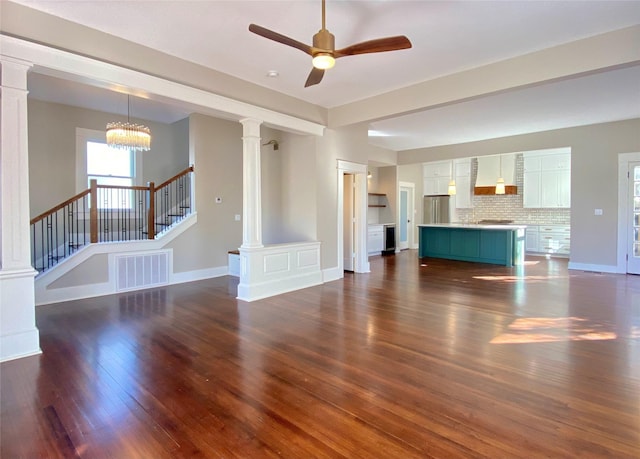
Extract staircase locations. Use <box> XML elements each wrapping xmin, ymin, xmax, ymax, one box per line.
<box><xmin>30</xmin><ymin>166</ymin><xmax>194</xmax><ymax>275</ymax></box>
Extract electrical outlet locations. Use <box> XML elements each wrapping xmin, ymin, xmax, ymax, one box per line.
<box><xmin>594</xmin><ymin>208</ymin><xmax>603</xmax><ymax>216</ymax></box>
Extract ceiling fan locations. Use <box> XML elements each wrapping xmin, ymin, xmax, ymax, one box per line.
<box><xmin>249</xmin><ymin>0</ymin><xmax>412</xmax><ymax>88</ymax></box>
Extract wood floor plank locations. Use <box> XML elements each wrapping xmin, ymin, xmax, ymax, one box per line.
<box><xmin>2</xmin><ymin>252</ymin><xmax>639</xmax><ymax>458</ymax></box>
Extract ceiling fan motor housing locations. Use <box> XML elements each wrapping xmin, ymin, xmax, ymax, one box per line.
<box><xmin>313</xmin><ymin>29</ymin><xmax>335</xmax><ymax>54</ymax></box>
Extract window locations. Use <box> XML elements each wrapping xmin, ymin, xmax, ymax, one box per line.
<box><xmin>88</xmin><ymin>141</ymin><xmax>135</xmax><ymax>209</ymax></box>
<box><xmin>87</xmin><ymin>141</ymin><xmax>134</xmax><ymax>188</ymax></box>
<box><xmin>76</xmin><ymin>128</ymin><xmax>143</xmax><ymax>210</ymax></box>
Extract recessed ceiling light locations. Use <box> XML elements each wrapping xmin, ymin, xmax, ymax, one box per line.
<box><xmin>267</xmin><ymin>70</ymin><xmax>279</xmax><ymax>78</ymax></box>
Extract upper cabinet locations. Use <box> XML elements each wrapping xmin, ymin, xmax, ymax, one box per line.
<box><xmin>423</xmin><ymin>160</ymin><xmax>452</xmax><ymax>195</ymax></box>
<box><xmin>523</xmin><ymin>149</ymin><xmax>571</xmax><ymax>208</ymax></box>
<box><xmin>453</xmin><ymin>158</ymin><xmax>472</xmax><ymax>208</ymax></box>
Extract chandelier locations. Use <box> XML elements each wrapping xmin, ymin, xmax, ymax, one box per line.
<box><xmin>106</xmin><ymin>95</ymin><xmax>151</xmax><ymax>151</ymax></box>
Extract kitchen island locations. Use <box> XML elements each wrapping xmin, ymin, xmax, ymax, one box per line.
<box><xmin>418</xmin><ymin>223</ymin><xmax>526</xmax><ymax>266</ymax></box>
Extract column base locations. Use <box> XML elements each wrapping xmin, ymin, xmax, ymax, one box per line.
<box><xmin>237</xmin><ymin>242</ymin><xmax>323</xmax><ymax>302</ymax></box>
<box><xmin>0</xmin><ymin>268</ymin><xmax>41</xmax><ymax>362</ymax></box>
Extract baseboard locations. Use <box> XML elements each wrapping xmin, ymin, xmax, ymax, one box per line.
<box><xmin>322</xmin><ymin>266</ymin><xmax>343</xmax><ymax>283</ymax></box>
<box><xmin>0</xmin><ymin>329</ymin><xmax>41</xmax><ymax>362</ymax></box>
<box><xmin>171</xmin><ymin>266</ymin><xmax>229</xmax><ymax>284</ymax></box>
<box><xmin>36</xmin><ymin>281</ymin><xmax>118</xmax><ymax>306</ymax></box>
<box><xmin>36</xmin><ymin>265</ymin><xmax>229</xmax><ymax>306</ymax></box>
<box><xmin>567</xmin><ymin>262</ymin><xmax>620</xmax><ymax>274</ymax></box>
<box><xmin>237</xmin><ymin>271</ymin><xmax>323</xmax><ymax>302</ymax></box>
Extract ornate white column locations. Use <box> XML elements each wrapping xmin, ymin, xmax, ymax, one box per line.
<box><xmin>240</xmin><ymin>118</ymin><xmax>263</xmax><ymax>248</ymax></box>
<box><xmin>0</xmin><ymin>56</ymin><xmax>41</xmax><ymax>361</ymax></box>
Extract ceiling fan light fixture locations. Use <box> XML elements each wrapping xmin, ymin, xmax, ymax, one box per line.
<box><xmin>312</xmin><ymin>53</ymin><xmax>335</xmax><ymax>70</ymax></box>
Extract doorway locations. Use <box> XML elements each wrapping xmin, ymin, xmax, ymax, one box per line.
<box><xmin>398</xmin><ymin>182</ymin><xmax>415</xmax><ymax>250</ymax></box>
<box><xmin>627</xmin><ymin>161</ymin><xmax>640</xmax><ymax>274</ymax></box>
<box><xmin>617</xmin><ymin>152</ymin><xmax>640</xmax><ymax>273</ymax></box>
<box><xmin>343</xmin><ymin>174</ymin><xmax>355</xmax><ymax>271</ymax></box>
<box><xmin>337</xmin><ymin>160</ymin><xmax>369</xmax><ymax>276</ymax></box>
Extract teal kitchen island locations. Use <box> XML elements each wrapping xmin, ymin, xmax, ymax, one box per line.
<box><xmin>418</xmin><ymin>224</ymin><xmax>526</xmax><ymax>266</ymax></box>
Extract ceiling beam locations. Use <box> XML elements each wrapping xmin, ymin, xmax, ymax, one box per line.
<box><xmin>328</xmin><ymin>25</ymin><xmax>640</xmax><ymax>129</ymax></box>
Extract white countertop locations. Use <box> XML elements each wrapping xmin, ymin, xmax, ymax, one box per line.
<box><xmin>418</xmin><ymin>223</ymin><xmax>527</xmax><ymax>230</ymax></box>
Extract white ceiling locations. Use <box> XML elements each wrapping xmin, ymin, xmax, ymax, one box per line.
<box><xmin>369</xmin><ymin>65</ymin><xmax>640</xmax><ymax>150</ymax></box>
<box><xmin>11</xmin><ymin>0</ymin><xmax>640</xmax><ymax>151</ymax></box>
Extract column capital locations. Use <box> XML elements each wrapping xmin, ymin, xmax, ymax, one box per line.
<box><xmin>240</xmin><ymin>118</ymin><xmax>262</xmax><ymax>137</ymax></box>
<box><xmin>0</xmin><ymin>57</ymin><xmax>33</xmax><ymax>90</ymax></box>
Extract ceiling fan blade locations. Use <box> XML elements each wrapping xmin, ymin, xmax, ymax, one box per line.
<box><xmin>249</xmin><ymin>24</ymin><xmax>313</xmax><ymax>56</ymax></box>
<box><xmin>305</xmin><ymin>67</ymin><xmax>325</xmax><ymax>87</ymax></box>
<box><xmin>335</xmin><ymin>35</ymin><xmax>412</xmax><ymax>58</ymax></box>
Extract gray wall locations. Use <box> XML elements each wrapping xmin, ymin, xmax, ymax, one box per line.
<box><xmin>28</xmin><ymin>99</ymin><xmax>189</xmax><ymax>217</ymax></box>
<box><xmin>399</xmin><ymin>119</ymin><xmax>640</xmax><ymax>268</ymax></box>
<box><xmin>398</xmin><ymin>163</ymin><xmax>423</xmax><ymax>247</ymax></box>
<box><xmin>315</xmin><ymin>123</ymin><xmax>397</xmax><ymax>269</ymax></box>
<box><xmin>261</xmin><ymin>127</ymin><xmax>284</xmax><ymax>244</ymax></box>
<box><xmin>260</xmin><ymin>128</ymin><xmax>318</xmax><ymax>245</ymax></box>
<box><xmin>168</xmin><ymin>114</ymin><xmax>243</xmax><ymax>272</ymax></box>
<box><xmin>279</xmin><ymin>131</ymin><xmax>318</xmax><ymax>242</ymax></box>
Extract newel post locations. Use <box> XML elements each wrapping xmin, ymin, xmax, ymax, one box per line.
<box><xmin>89</xmin><ymin>179</ymin><xmax>98</xmax><ymax>243</ymax></box>
<box><xmin>147</xmin><ymin>181</ymin><xmax>155</xmax><ymax>239</ymax></box>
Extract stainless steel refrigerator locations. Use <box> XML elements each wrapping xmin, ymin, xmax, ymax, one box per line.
<box><xmin>423</xmin><ymin>195</ymin><xmax>450</xmax><ymax>224</ymax></box>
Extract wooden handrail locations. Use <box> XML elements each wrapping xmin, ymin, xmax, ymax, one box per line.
<box><xmin>31</xmin><ymin>166</ymin><xmax>194</xmax><ymax>252</ymax></box>
<box><xmin>31</xmin><ymin>167</ymin><xmax>195</xmax><ymax>225</ymax></box>
<box><xmin>156</xmin><ymin>165</ymin><xmax>194</xmax><ymax>190</ymax></box>
<box><xmin>96</xmin><ymin>184</ymin><xmax>150</xmax><ymax>191</ymax></box>
<box><xmin>30</xmin><ymin>166</ymin><xmax>194</xmax><ymax>275</ymax></box>
<box><xmin>30</xmin><ymin>189</ymin><xmax>91</xmax><ymax>225</ymax></box>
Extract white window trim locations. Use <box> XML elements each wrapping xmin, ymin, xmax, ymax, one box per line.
<box><xmin>75</xmin><ymin>127</ymin><xmax>143</xmax><ymax>194</ymax></box>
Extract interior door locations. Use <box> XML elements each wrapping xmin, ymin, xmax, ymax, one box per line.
<box><xmin>399</xmin><ymin>187</ymin><xmax>409</xmax><ymax>250</ymax></box>
<box><xmin>399</xmin><ymin>184</ymin><xmax>414</xmax><ymax>250</ymax></box>
<box><xmin>627</xmin><ymin>162</ymin><xmax>640</xmax><ymax>274</ymax></box>
<box><xmin>343</xmin><ymin>174</ymin><xmax>355</xmax><ymax>271</ymax></box>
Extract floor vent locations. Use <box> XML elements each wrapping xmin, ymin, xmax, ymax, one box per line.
<box><xmin>116</xmin><ymin>251</ymin><xmax>169</xmax><ymax>292</ymax></box>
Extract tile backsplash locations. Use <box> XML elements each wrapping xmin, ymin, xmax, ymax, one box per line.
<box><xmin>456</xmin><ymin>154</ymin><xmax>571</xmax><ymax>225</ymax></box>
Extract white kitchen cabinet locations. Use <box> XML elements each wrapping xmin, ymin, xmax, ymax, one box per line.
<box><xmin>423</xmin><ymin>161</ymin><xmax>452</xmax><ymax>196</ymax></box>
<box><xmin>538</xmin><ymin>225</ymin><xmax>571</xmax><ymax>256</ymax></box>
<box><xmin>525</xmin><ymin>226</ymin><xmax>539</xmax><ymax>252</ymax></box>
<box><xmin>368</xmin><ymin>225</ymin><xmax>384</xmax><ymax>254</ymax></box>
<box><xmin>423</xmin><ymin>177</ymin><xmax>450</xmax><ymax>195</ymax></box>
<box><xmin>539</xmin><ymin>170</ymin><xmax>571</xmax><ymax>208</ymax></box>
<box><xmin>523</xmin><ymin>170</ymin><xmax>542</xmax><ymax>208</ymax></box>
<box><xmin>453</xmin><ymin>158</ymin><xmax>472</xmax><ymax>208</ymax></box>
<box><xmin>523</xmin><ymin>150</ymin><xmax>571</xmax><ymax>208</ymax></box>
<box><xmin>526</xmin><ymin>225</ymin><xmax>571</xmax><ymax>256</ymax></box>
<box><xmin>423</xmin><ymin>161</ymin><xmax>452</xmax><ymax>178</ymax></box>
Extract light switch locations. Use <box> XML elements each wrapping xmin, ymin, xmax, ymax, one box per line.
<box><xmin>594</xmin><ymin>208</ymin><xmax>603</xmax><ymax>216</ymax></box>
<box><xmin>215</xmin><ymin>197</ymin><xmax>222</xmax><ymax>203</ymax></box>
<box><xmin>235</xmin><ymin>214</ymin><xmax>241</xmax><ymax>221</ymax></box>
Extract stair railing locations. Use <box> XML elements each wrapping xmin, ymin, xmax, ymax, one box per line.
<box><xmin>30</xmin><ymin>189</ymin><xmax>91</xmax><ymax>274</ymax></box>
<box><xmin>149</xmin><ymin>165</ymin><xmax>194</xmax><ymax>239</ymax></box>
<box><xmin>30</xmin><ymin>165</ymin><xmax>194</xmax><ymax>274</ymax></box>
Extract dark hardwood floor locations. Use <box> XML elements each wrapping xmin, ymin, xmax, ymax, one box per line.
<box><xmin>2</xmin><ymin>251</ymin><xmax>639</xmax><ymax>458</ymax></box>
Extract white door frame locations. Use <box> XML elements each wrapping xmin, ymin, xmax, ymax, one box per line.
<box><xmin>616</xmin><ymin>152</ymin><xmax>640</xmax><ymax>273</ymax></box>
<box><xmin>343</xmin><ymin>174</ymin><xmax>355</xmax><ymax>271</ymax></box>
<box><xmin>398</xmin><ymin>181</ymin><xmax>415</xmax><ymax>250</ymax></box>
<box><xmin>337</xmin><ymin>160</ymin><xmax>370</xmax><ymax>275</ymax></box>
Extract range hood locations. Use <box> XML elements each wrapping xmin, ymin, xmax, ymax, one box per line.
<box><xmin>474</xmin><ymin>154</ymin><xmax>517</xmax><ymax>195</ymax></box>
